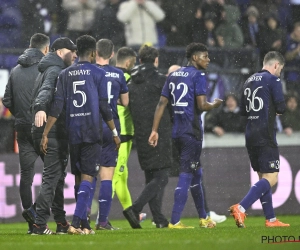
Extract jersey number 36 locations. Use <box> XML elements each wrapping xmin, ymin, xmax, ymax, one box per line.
<box><xmin>244</xmin><ymin>86</ymin><xmax>264</xmax><ymax>112</ymax></box>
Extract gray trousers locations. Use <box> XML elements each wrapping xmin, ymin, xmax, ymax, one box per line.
<box><xmin>33</xmin><ymin>137</ymin><xmax>69</xmax><ymax>225</ymax></box>
<box><xmin>17</xmin><ymin>130</ymin><xmax>39</xmax><ymax>209</ymax></box>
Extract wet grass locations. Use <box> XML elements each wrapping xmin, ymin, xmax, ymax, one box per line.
<box><xmin>0</xmin><ymin>216</ymin><xmax>299</xmax><ymax>250</ymax></box>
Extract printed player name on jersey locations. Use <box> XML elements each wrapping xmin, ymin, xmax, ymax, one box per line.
<box><xmin>68</xmin><ymin>69</ymin><xmax>91</xmax><ymax>76</ymax></box>
<box><xmin>70</xmin><ymin>112</ymin><xmax>91</xmax><ymax>117</ymax></box>
<box><xmin>171</xmin><ymin>72</ymin><xmax>189</xmax><ymax>77</ymax></box>
<box><xmin>247</xmin><ymin>75</ymin><xmax>262</xmax><ymax>83</ymax></box>
<box><xmin>105</xmin><ymin>72</ymin><xmax>120</xmax><ymax>78</ymax></box>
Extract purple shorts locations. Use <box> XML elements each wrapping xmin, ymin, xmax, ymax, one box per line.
<box><xmin>100</xmin><ymin>119</ymin><xmax>120</xmax><ymax>167</ymax></box>
<box><xmin>173</xmin><ymin>134</ymin><xmax>202</xmax><ymax>173</ymax></box>
<box><xmin>247</xmin><ymin>145</ymin><xmax>280</xmax><ymax>173</ymax></box>
<box><xmin>70</xmin><ymin>142</ymin><xmax>102</xmax><ymax>177</ymax></box>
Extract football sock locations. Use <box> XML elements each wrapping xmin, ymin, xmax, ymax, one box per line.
<box><xmin>71</xmin><ymin>215</ymin><xmax>81</xmax><ymax>229</ymax></box>
<box><xmin>73</xmin><ymin>180</ymin><xmax>92</xmax><ymax>228</ymax></box>
<box><xmin>87</xmin><ymin>177</ymin><xmax>97</xmax><ymax>213</ymax></box>
<box><xmin>190</xmin><ymin>168</ymin><xmax>207</xmax><ymax>219</ymax></box>
<box><xmin>201</xmin><ymin>175</ymin><xmax>210</xmax><ymax>214</ymax></box>
<box><xmin>260</xmin><ymin>188</ymin><xmax>275</xmax><ymax>220</ymax></box>
<box><xmin>81</xmin><ymin>218</ymin><xmax>91</xmax><ymax>230</ymax></box>
<box><xmin>171</xmin><ymin>172</ymin><xmax>193</xmax><ymax>225</ymax></box>
<box><xmin>98</xmin><ymin>180</ymin><xmax>112</xmax><ymax>223</ymax></box>
<box><xmin>74</xmin><ymin>184</ymin><xmax>79</xmax><ymax>201</ymax></box>
<box><xmin>240</xmin><ymin>178</ymin><xmax>271</xmax><ymax>211</ymax></box>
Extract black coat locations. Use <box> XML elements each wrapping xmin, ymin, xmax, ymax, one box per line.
<box><xmin>128</xmin><ymin>63</ymin><xmax>172</xmax><ymax>171</ymax></box>
<box><xmin>205</xmin><ymin>106</ymin><xmax>247</xmax><ymax>133</ymax></box>
<box><xmin>3</xmin><ymin>48</ymin><xmax>44</xmax><ymax>131</ymax></box>
<box><xmin>31</xmin><ymin>52</ymin><xmax>67</xmax><ymax>139</ymax></box>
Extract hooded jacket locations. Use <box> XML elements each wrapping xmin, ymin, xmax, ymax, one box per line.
<box><xmin>117</xmin><ymin>0</ymin><xmax>165</xmax><ymax>46</ymax></box>
<box><xmin>31</xmin><ymin>52</ymin><xmax>68</xmax><ymax>139</ymax></box>
<box><xmin>128</xmin><ymin>63</ymin><xmax>172</xmax><ymax>171</ymax></box>
<box><xmin>215</xmin><ymin>5</ymin><xmax>244</xmax><ymax>48</ymax></box>
<box><xmin>3</xmin><ymin>48</ymin><xmax>44</xmax><ymax>131</ymax></box>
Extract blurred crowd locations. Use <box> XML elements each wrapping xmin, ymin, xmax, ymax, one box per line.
<box><xmin>1</xmin><ymin>0</ymin><xmax>300</xmax><ymax>152</ymax></box>
<box><xmin>1</xmin><ymin>1</ymin><xmax>300</xmax><ymax>91</ymax></box>
<box><xmin>0</xmin><ymin>0</ymin><xmax>298</xmax><ymax>50</ymax></box>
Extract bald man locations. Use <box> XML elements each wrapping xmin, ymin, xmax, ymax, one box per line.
<box><xmin>167</xmin><ymin>65</ymin><xmax>181</xmax><ymax>76</ymax></box>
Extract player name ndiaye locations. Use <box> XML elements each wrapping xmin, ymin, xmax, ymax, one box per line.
<box><xmin>68</xmin><ymin>69</ymin><xmax>91</xmax><ymax>76</ymax></box>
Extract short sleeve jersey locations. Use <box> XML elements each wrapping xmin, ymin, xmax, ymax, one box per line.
<box><xmin>240</xmin><ymin>70</ymin><xmax>285</xmax><ymax>147</ymax></box>
<box><xmin>49</xmin><ymin>61</ymin><xmax>108</xmax><ymax>145</ymax></box>
<box><xmin>97</xmin><ymin>64</ymin><xmax>128</xmax><ymax>121</ymax></box>
<box><xmin>161</xmin><ymin>66</ymin><xmax>207</xmax><ymax>139</ymax></box>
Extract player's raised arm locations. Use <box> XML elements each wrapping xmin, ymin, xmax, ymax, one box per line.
<box><xmin>148</xmin><ymin>96</ymin><xmax>168</xmax><ymax>147</ymax></box>
<box><xmin>196</xmin><ymin>95</ymin><xmax>223</xmax><ymax>111</ymax></box>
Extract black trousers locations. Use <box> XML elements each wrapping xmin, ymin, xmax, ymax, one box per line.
<box><xmin>33</xmin><ymin>137</ymin><xmax>69</xmax><ymax>225</ymax></box>
<box><xmin>132</xmin><ymin>168</ymin><xmax>169</xmax><ymax>225</ymax></box>
<box><xmin>17</xmin><ymin>130</ymin><xmax>40</xmax><ymax>209</ymax></box>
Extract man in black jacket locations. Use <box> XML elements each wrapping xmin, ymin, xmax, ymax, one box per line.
<box><xmin>29</xmin><ymin>37</ymin><xmax>77</xmax><ymax>235</ymax></box>
<box><xmin>123</xmin><ymin>45</ymin><xmax>171</xmax><ymax>229</ymax></box>
<box><xmin>3</xmin><ymin>33</ymin><xmax>50</xmax><ymax>234</ymax></box>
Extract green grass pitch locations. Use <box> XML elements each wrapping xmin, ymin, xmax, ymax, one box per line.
<box><xmin>0</xmin><ymin>216</ymin><xmax>300</xmax><ymax>250</ymax></box>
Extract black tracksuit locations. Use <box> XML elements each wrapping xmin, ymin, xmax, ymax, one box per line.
<box><xmin>3</xmin><ymin>48</ymin><xmax>44</xmax><ymax>210</ymax></box>
<box><xmin>128</xmin><ymin>63</ymin><xmax>173</xmax><ymax>226</ymax></box>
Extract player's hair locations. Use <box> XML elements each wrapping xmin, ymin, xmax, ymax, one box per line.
<box><xmin>186</xmin><ymin>43</ymin><xmax>208</xmax><ymax>60</ymax></box>
<box><xmin>138</xmin><ymin>45</ymin><xmax>159</xmax><ymax>63</ymax></box>
<box><xmin>30</xmin><ymin>33</ymin><xmax>50</xmax><ymax>50</ymax></box>
<box><xmin>96</xmin><ymin>39</ymin><xmax>114</xmax><ymax>59</ymax></box>
<box><xmin>263</xmin><ymin>51</ymin><xmax>285</xmax><ymax>66</ymax></box>
<box><xmin>76</xmin><ymin>35</ymin><xmax>96</xmax><ymax>57</ymax></box>
<box><xmin>116</xmin><ymin>47</ymin><xmax>136</xmax><ymax>64</ymax></box>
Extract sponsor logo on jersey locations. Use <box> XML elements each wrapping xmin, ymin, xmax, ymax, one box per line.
<box><xmin>248</xmin><ymin>116</ymin><xmax>259</xmax><ymax>120</ymax></box>
<box><xmin>70</xmin><ymin>112</ymin><xmax>91</xmax><ymax>117</ymax></box>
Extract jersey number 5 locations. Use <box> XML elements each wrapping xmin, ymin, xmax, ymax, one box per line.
<box><xmin>73</xmin><ymin>80</ymin><xmax>87</xmax><ymax>108</ymax></box>
<box><xmin>244</xmin><ymin>86</ymin><xmax>264</xmax><ymax>112</ymax></box>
